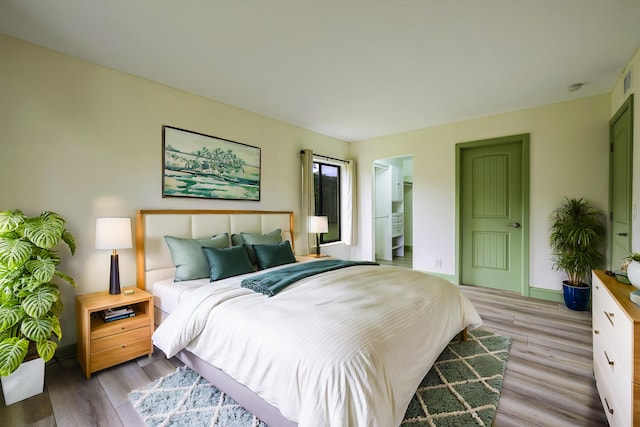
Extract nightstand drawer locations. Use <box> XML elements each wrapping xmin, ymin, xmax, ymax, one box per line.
<box><xmin>90</xmin><ymin>338</ymin><xmax>152</xmax><ymax>373</ymax></box>
<box><xmin>90</xmin><ymin>314</ymin><xmax>150</xmax><ymax>340</ymax></box>
<box><xmin>91</xmin><ymin>325</ymin><xmax>150</xmax><ymax>354</ymax></box>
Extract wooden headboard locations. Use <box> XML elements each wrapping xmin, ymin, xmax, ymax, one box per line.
<box><xmin>135</xmin><ymin>209</ymin><xmax>295</xmax><ymax>290</ymax></box>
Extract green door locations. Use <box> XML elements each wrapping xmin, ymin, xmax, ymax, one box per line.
<box><xmin>459</xmin><ymin>135</ymin><xmax>529</xmax><ymax>292</ymax></box>
<box><xmin>610</xmin><ymin>95</ymin><xmax>634</xmax><ymax>270</ymax></box>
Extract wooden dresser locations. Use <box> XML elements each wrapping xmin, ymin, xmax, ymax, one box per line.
<box><xmin>592</xmin><ymin>270</ymin><xmax>640</xmax><ymax>427</ymax></box>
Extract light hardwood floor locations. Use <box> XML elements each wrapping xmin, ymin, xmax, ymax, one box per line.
<box><xmin>0</xmin><ymin>285</ymin><xmax>607</xmax><ymax>427</ymax></box>
<box><xmin>376</xmin><ymin>246</ymin><xmax>413</xmax><ymax>268</ymax></box>
<box><xmin>461</xmin><ymin>285</ymin><xmax>607</xmax><ymax>427</ymax></box>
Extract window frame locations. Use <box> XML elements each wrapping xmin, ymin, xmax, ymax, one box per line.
<box><xmin>313</xmin><ymin>159</ymin><xmax>341</xmax><ymax>244</ymax></box>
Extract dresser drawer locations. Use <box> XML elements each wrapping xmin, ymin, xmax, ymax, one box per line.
<box><xmin>594</xmin><ymin>325</ymin><xmax>632</xmax><ymax>427</ymax></box>
<box><xmin>90</xmin><ymin>338</ymin><xmax>152</xmax><ymax>373</ymax></box>
<box><xmin>90</xmin><ymin>325</ymin><xmax>150</xmax><ymax>354</ymax></box>
<box><xmin>593</xmin><ymin>280</ymin><xmax>633</xmax><ymax>375</ymax></box>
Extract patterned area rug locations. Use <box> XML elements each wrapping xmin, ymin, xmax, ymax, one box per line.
<box><xmin>128</xmin><ymin>329</ymin><xmax>510</xmax><ymax>427</ymax></box>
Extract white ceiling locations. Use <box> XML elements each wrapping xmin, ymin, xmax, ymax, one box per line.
<box><xmin>1</xmin><ymin>1</ymin><xmax>640</xmax><ymax>142</ymax></box>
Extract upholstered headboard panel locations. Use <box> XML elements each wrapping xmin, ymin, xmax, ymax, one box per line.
<box><xmin>136</xmin><ymin>210</ymin><xmax>295</xmax><ymax>290</ymax></box>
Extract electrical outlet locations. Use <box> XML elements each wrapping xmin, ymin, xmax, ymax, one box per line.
<box><xmin>435</xmin><ymin>258</ymin><xmax>442</xmax><ymax>269</ymax></box>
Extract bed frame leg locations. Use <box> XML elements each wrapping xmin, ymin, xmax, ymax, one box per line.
<box><xmin>459</xmin><ymin>328</ymin><xmax>468</xmax><ymax>342</ymax></box>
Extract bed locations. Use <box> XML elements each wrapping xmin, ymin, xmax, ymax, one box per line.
<box><xmin>136</xmin><ymin>209</ymin><xmax>482</xmax><ymax>426</ymax></box>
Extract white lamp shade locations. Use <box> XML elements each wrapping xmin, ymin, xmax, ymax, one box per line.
<box><xmin>308</xmin><ymin>216</ymin><xmax>329</xmax><ymax>234</ymax></box>
<box><xmin>95</xmin><ymin>218</ymin><xmax>132</xmax><ymax>250</ymax></box>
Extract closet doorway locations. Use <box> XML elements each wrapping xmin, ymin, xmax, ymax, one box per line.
<box><xmin>373</xmin><ymin>156</ymin><xmax>413</xmax><ymax>268</ymax></box>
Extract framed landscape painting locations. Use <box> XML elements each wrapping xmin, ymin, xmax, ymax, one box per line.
<box><xmin>162</xmin><ymin>126</ymin><xmax>261</xmax><ymax>201</ymax></box>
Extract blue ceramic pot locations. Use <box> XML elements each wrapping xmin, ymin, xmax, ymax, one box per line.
<box><xmin>562</xmin><ymin>281</ymin><xmax>591</xmax><ymax>311</ymax></box>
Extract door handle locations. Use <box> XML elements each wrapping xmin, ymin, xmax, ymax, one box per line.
<box><xmin>507</xmin><ymin>223</ymin><xmax>521</xmax><ymax>228</ymax></box>
<box><xmin>617</xmin><ymin>232</ymin><xmax>628</xmax><ymax>236</ymax></box>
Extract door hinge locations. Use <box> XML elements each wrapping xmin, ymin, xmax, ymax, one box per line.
<box><xmin>610</xmin><ymin>211</ymin><xmax>613</xmax><ymax>221</ymax></box>
<box><xmin>610</xmin><ymin>143</ymin><xmax>614</xmax><ymax>153</ymax></box>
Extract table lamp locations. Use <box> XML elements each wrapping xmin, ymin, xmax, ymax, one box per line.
<box><xmin>308</xmin><ymin>216</ymin><xmax>328</xmax><ymax>257</ymax></box>
<box><xmin>95</xmin><ymin>217</ymin><xmax>132</xmax><ymax>294</ymax></box>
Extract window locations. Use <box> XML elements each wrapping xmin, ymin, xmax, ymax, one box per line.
<box><xmin>313</xmin><ymin>161</ymin><xmax>340</xmax><ymax>243</ymax></box>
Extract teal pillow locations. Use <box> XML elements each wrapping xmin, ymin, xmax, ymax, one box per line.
<box><xmin>202</xmin><ymin>245</ymin><xmax>254</xmax><ymax>281</ymax></box>
<box><xmin>231</xmin><ymin>233</ymin><xmax>244</xmax><ymax>247</ymax></box>
<box><xmin>253</xmin><ymin>241</ymin><xmax>296</xmax><ymax>270</ymax></box>
<box><xmin>240</xmin><ymin>229</ymin><xmax>282</xmax><ymax>264</ymax></box>
<box><xmin>164</xmin><ymin>234</ymin><xmax>229</xmax><ymax>281</ymax></box>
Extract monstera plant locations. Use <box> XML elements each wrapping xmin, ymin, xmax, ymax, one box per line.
<box><xmin>0</xmin><ymin>210</ymin><xmax>76</xmax><ymax>376</ymax></box>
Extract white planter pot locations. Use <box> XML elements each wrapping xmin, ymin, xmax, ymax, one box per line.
<box><xmin>627</xmin><ymin>260</ymin><xmax>640</xmax><ymax>290</ymax></box>
<box><xmin>1</xmin><ymin>357</ymin><xmax>44</xmax><ymax>405</ymax></box>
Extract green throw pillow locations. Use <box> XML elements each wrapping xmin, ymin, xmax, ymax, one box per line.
<box><xmin>253</xmin><ymin>241</ymin><xmax>297</xmax><ymax>270</ymax></box>
<box><xmin>202</xmin><ymin>245</ymin><xmax>254</xmax><ymax>281</ymax></box>
<box><xmin>164</xmin><ymin>234</ymin><xmax>229</xmax><ymax>281</ymax></box>
<box><xmin>231</xmin><ymin>233</ymin><xmax>244</xmax><ymax>247</ymax></box>
<box><xmin>239</xmin><ymin>229</ymin><xmax>282</xmax><ymax>264</ymax></box>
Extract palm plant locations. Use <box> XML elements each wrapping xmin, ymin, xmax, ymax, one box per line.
<box><xmin>0</xmin><ymin>210</ymin><xmax>76</xmax><ymax>376</ymax></box>
<box><xmin>550</xmin><ymin>197</ymin><xmax>605</xmax><ymax>286</ymax></box>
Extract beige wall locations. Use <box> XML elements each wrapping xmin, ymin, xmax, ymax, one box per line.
<box><xmin>0</xmin><ymin>30</ymin><xmax>624</xmax><ymax>348</ymax></box>
<box><xmin>0</xmin><ymin>34</ymin><xmax>350</xmax><ymax>347</ymax></box>
<box><xmin>350</xmin><ymin>94</ymin><xmax>611</xmax><ymax>295</ymax></box>
<box><xmin>611</xmin><ymin>46</ymin><xmax>640</xmax><ymax>253</ymax></box>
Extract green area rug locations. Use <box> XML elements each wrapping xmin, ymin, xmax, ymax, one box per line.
<box><xmin>129</xmin><ymin>329</ymin><xmax>510</xmax><ymax>427</ymax></box>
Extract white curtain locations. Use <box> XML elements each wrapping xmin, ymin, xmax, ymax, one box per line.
<box><xmin>300</xmin><ymin>149</ymin><xmax>315</xmax><ymax>255</ymax></box>
<box><xmin>342</xmin><ymin>159</ymin><xmax>358</xmax><ymax>246</ymax></box>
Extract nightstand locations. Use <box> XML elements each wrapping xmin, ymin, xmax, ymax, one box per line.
<box><xmin>76</xmin><ymin>287</ymin><xmax>154</xmax><ymax>379</ymax></box>
<box><xmin>296</xmin><ymin>255</ymin><xmax>331</xmax><ymax>263</ymax></box>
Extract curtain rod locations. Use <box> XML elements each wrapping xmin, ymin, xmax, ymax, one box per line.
<box><xmin>300</xmin><ymin>150</ymin><xmax>348</xmax><ymax>164</ymax></box>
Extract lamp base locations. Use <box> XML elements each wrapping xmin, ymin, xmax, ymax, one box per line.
<box><xmin>315</xmin><ymin>233</ymin><xmax>321</xmax><ymax>256</ymax></box>
<box><xmin>109</xmin><ymin>254</ymin><xmax>121</xmax><ymax>295</ymax></box>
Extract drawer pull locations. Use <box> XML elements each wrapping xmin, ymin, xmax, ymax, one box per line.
<box><xmin>604</xmin><ymin>398</ymin><xmax>614</xmax><ymax>415</ymax></box>
<box><xmin>594</xmin><ymin>284</ymin><xmax>599</xmax><ymax>290</ymax></box>
<box><xmin>604</xmin><ymin>311</ymin><xmax>614</xmax><ymax>326</ymax></box>
<box><xmin>604</xmin><ymin>351</ymin><xmax>614</xmax><ymax>366</ymax></box>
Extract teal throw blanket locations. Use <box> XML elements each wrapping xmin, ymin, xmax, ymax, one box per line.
<box><xmin>241</xmin><ymin>259</ymin><xmax>379</xmax><ymax>297</ymax></box>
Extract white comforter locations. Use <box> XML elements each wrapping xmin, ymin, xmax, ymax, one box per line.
<box><xmin>153</xmin><ymin>263</ymin><xmax>482</xmax><ymax>426</ymax></box>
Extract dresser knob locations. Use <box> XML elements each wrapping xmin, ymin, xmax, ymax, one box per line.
<box><xmin>604</xmin><ymin>398</ymin><xmax>614</xmax><ymax>415</ymax></box>
<box><xmin>594</xmin><ymin>330</ymin><xmax>600</xmax><ymax>334</ymax></box>
<box><xmin>604</xmin><ymin>311</ymin><xmax>615</xmax><ymax>326</ymax></box>
<box><xmin>604</xmin><ymin>351</ymin><xmax>614</xmax><ymax>366</ymax></box>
